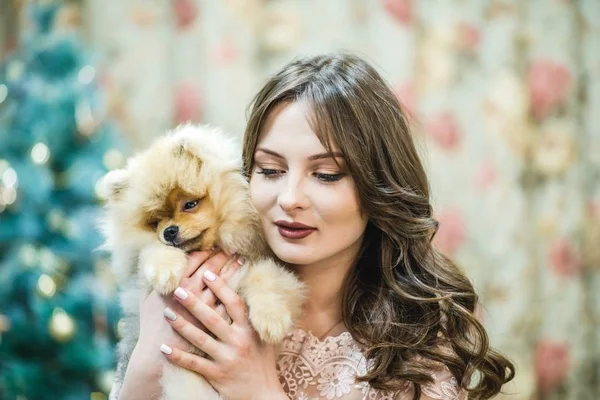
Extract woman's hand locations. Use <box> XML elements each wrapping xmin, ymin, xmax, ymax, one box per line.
<box><xmin>118</xmin><ymin>250</ymin><xmax>241</xmax><ymax>399</ymax></box>
<box><xmin>159</xmin><ymin>268</ymin><xmax>288</xmax><ymax>400</ymax></box>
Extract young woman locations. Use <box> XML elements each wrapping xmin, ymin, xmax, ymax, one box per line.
<box><xmin>113</xmin><ymin>53</ymin><xmax>515</xmax><ymax>400</ymax></box>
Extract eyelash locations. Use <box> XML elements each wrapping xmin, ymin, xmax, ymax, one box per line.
<box><xmin>256</xmin><ymin>168</ymin><xmax>344</xmax><ymax>182</ymax></box>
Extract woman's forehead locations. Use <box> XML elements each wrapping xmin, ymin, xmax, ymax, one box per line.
<box><xmin>257</xmin><ymin>101</ymin><xmax>341</xmax><ymax>154</ymax></box>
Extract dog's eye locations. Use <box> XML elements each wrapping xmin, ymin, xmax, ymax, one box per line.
<box><xmin>183</xmin><ymin>200</ymin><xmax>199</xmax><ymax>211</ymax></box>
<box><xmin>149</xmin><ymin>220</ymin><xmax>159</xmax><ymax>230</ymax></box>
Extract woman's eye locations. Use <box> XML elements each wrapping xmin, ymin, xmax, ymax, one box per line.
<box><xmin>256</xmin><ymin>168</ymin><xmax>283</xmax><ymax>178</ymax></box>
<box><xmin>315</xmin><ymin>173</ymin><xmax>343</xmax><ymax>182</ymax></box>
<box><xmin>183</xmin><ymin>200</ymin><xmax>199</xmax><ymax>211</ymax></box>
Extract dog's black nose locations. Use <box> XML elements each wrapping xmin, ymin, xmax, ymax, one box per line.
<box><xmin>163</xmin><ymin>225</ymin><xmax>179</xmax><ymax>242</ymax></box>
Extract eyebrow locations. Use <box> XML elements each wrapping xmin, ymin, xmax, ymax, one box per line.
<box><xmin>255</xmin><ymin>148</ymin><xmax>344</xmax><ymax>161</ymax></box>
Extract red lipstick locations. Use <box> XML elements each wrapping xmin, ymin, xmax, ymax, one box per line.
<box><xmin>275</xmin><ymin>220</ymin><xmax>316</xmax><ymax>240</ymax></box>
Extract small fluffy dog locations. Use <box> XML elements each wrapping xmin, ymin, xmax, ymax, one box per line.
<box><xmin>99</xmin><ymin>124</ymin><xmax>305</xmax><ymax>399</ymax></box>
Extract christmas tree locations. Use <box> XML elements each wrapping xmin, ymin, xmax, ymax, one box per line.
<box><xmin>0</xmin><ymin>2</ymin><xmax>125</xmax><ymax>399</ymax></box>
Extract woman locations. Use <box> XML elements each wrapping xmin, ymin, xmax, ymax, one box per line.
<box><xmin>113</xmin><ymin>54</ymin><xmax>515</xmax><ymax>400</ymax></box>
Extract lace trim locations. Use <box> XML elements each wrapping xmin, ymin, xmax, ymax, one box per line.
<box><xmin>276</xmin><ymin>329</ymin><xmax>465</xmax><ymax>400</ymax></box>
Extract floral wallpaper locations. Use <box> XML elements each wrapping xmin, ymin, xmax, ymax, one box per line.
<box><xmin>7</xmin><ymin>0</ymin><xmax>598</xmax><ymax>399</ymax></box>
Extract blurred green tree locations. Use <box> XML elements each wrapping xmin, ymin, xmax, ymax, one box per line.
<box><xmin>0</xmin><ymin>2</ymin><xmax>125</xmax><ymax>399</ymax></box>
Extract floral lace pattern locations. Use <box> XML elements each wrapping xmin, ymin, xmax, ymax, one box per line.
<box><xmin>276</xmin><ymin>329</ymin><xmax>466</xmax><ymax>400</ymax></box>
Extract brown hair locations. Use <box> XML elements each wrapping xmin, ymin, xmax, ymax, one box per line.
<box><xmin>242</xmin><ymin>53</ymin><xmax>515</xmax><ymax>399</ymax></box>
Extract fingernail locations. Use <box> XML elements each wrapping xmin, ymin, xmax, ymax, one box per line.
<box><xmin>174</xmin><ymin>287</ymin><xmax>188</xmax><ymax>300</ymax></box>
<box><xmin>237</xmin><ymin>256</ymin><xmax>246</xmax><ymax>266</ymax></box>
<box><xmin>160</xmin><ymin>344</ymin><xmax>173</xmax><ymax>355</ymax></box>
<box><xmin>204</xmin><ymin>270</ymin><xmax>216</xmax><ymax>281</ymax></box>
<box><xmin>163</xmin><ymin>307</ymin><xmax>177</xmax><ymax>321</ymax></box>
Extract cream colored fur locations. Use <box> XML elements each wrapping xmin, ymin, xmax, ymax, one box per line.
<box><xmin>99</xmin><ymin>124</ymin><xmax>305</xmax><ymax>400</ymax></box>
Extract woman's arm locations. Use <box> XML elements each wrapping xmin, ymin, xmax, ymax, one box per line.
<box><xmin>117</xmin><ymin>343</ymin><xmax>163</xmax><ymax>399</ymax></box>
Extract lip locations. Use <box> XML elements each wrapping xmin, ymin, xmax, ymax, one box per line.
<box><xmin>274</xmin><ymin>220</ymin><xmax>316</xmax><ymax>240</ymax></box>
<box><xmin>274</xmin><ymin>220</ymin><xmax>315</xmax><ymax>229</ymax></box>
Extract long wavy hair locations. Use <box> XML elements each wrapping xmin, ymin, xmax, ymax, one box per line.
<box><xmin>242</xmin><ymin>53</ymin><xmax>515</xmax><ymax>399</ymax></box>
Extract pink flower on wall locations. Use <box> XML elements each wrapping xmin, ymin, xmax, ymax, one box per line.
<box><xmin>394</xmin><ymin>81</ymin><xmax>416</xmax><ymax>117</ymax></box>
<box><xmin>528</xmin><ymin>59</ymin><xmax>571</xmax><ymax>121</ymax></box>
<box><xmin>473</xmin><ymin>159</ymin><xmax>497</xmax><ymax>191</ymax></box>
<box><xmin>534</xmin><ymin>339</ymin><xmax>571</xmax><ymax>394</ymax></box>
<box><xmin>433</xmin><ymin>208</ymin><xmax>467</xmax><ymax>256</ymax></box>
<box><xmin>457</xmin><ymin>22</ymin><xmax>480</xmax><ymax>51</ymax></box>
<box><xmin>175</xmin><ymin>83</ymin><xmax>203</xmax><ymax>123</ymax></box>
<box><xmin>588</xmin><ymin>199</ymin><xmax>600</xmax><ymax>220</ymax></box>
<box><xmin>382</xmin><ymin>0</ymin><xmax>413</xmax><ymax>24</ymax></box>
<box><xmin>172</xmin><ymin>0</ymin><xmax>199</xmax><ymax>29</ymax></box>
<box><xmin>425</xmin><ymin>112</ymin><xmax>462</xmax><ymax>151</ymax></box>
<box><xmin>212</xmin><ymin>38</ymin><xmax>238</xmax><ymax>65</ymax></box>
<box><xmin>548</xmin><ymin>238</ymin><xmax>582</xmax><ymax>278</ymax></box>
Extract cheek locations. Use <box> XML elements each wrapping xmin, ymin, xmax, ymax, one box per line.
<box><xmin>313</xmin><ymin>185</ymin><xmax>363</xmax><ymax>223</ymax></box>
<box><xmin>249</xmin><ymin>179</ymin><xmax>271</xmax><ymax>213</ymax></box>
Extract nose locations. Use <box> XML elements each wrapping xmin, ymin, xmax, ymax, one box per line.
<box><xmin>163</xmin><ymin>225</ymin><xmax>179</xmax><ymax>242</ymax></box>
<box><xmin>277</xmin><ymin>176</ymin><xmax>309</xmax><ymax>212</ymax></box>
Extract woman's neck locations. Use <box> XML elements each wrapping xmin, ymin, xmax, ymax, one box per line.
<box><xmin>291</xmin><ymin>240</ymin><xmax>361</xmax><ymax>338</ymax></box>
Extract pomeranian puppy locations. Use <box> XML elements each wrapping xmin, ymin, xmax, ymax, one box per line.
<box><xmin>99</xmin><ymin>124</ymin><xmax>305</xmax><ymax>400</ymax></box>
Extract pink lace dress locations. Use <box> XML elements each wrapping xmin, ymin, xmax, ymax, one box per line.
<box><xmin>277</xmin><ymin>329</ymin><xmax>467</xmax><ymax>400</ymax></box>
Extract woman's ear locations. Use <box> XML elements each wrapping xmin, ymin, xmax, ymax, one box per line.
<box><xmin>99</xmin><ymin>169</ymin><xmax>129</xmax><ymax>200</ymax></box>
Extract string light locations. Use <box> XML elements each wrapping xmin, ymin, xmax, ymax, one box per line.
<box><xmin>31</xmin><ymin>142</ymin><xmax>51</xmax><ymax>165</ymax></box>
<box><xmin>0</xmin><ymin>84</ymin><xmax>7</xmax><ymax>103</ymax></box>
<box><xmin>78</xmin><ymin>65</ymin><xmax>95</xmax><ymax>85</ymax></box>
<box><xmin>37</xmin><ymin>274</ymin><xmax>57</xmax><ymax>298</ymax></box>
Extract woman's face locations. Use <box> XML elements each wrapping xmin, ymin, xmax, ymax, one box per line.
<box><xmin>249</xmin><ymin>101</ymin><xmax>368</xmax><ymax>268</ymax></box>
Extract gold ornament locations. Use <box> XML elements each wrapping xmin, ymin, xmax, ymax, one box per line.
<box><xmin>0</xmin><ymin>314</ymin><xmax>10</xmax><ymax>332</ymax></box>
<box><xmin>37</xmin><ymin>274</ymin><xmax>57</xmax><ymax>298</ymax></box>
<box><xmin>48</xmin><ymin>308</ymin><xmax>76</xmax><ymax>342</ymax></box>
<box><xmin>97</xmin><ymin>369</ymin><xmax>115</xmax><ymax>394</ymax></box>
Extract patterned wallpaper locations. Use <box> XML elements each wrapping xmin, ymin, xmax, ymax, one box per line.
<box><xmin>10</xmin><ymin>0</ymin><xmax>598</xmax><ymax>399</ymax></box>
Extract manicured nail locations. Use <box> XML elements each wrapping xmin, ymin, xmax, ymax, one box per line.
<box><xmin>204</xmin><ymin>270</ymin><xmax>216</xmax><ymax>281</ymax></box>
<box><xmin>163</xmin><ymin>307</ymin><xmax>177</xmax><ymax>321</ymax></box>
<box><xmin>174</xmin><ymin>287</ymin><xmax>188</xmax><ymax>300</ymax></box>
<box><xmin>237</xmin><ymin>256</ymin><xmax>246</xmax><ymax>266</ymax></box>
<box><xmin>160</xmin><ymin>344</ymin><xmax>172</xmax><ymax>355</ymax></box>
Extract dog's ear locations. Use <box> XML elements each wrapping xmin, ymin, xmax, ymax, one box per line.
<box><xmin>99</xmin><ymin>169</ymin><xmax>129</xmax><ymax>200</ymax></box>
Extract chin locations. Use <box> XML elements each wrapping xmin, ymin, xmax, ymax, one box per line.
<box><xmin>268</xmin><ymin>239</ymin><xmax>320</xmax><ymax>266</ymax></box>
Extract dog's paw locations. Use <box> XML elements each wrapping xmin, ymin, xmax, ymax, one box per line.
<box><xmin>140</xmin><ymin>248</ymin><xmax>187</xmax><ymax>295</ymax></box>
<box><xmin>144</xmin><ymin>264</ymin><xmax>182</xmax><ymax>295</ymax></box>
<box><xmin>249</xmin><ymin>305</ymin><xmax>294</xmax><ymax>344</ymax></box>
